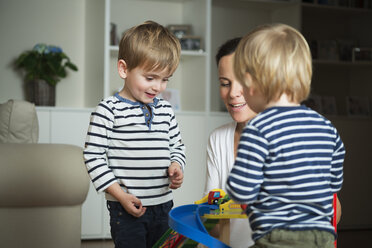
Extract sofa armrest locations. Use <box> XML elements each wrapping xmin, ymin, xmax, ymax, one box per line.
<box><xmin>0</xmin><ymin>143</ymin><xmax>90</xmax><ymax>207</ymax></box>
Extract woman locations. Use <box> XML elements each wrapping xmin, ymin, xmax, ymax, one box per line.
<box><xmin>204</xmin><ymin>37</ymin><xmax>256</xmax><ymax>248</ymax></box>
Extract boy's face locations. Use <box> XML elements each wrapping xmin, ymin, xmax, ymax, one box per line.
<box><xmin>118</xmin><ymin>60</ymin><xmax>171</xmax><ymax>104</ymax></box>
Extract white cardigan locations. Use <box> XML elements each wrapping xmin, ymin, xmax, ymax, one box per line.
<box><xmin>204</xmin><ymin>122</ymin><xmax>254</xmax><ymax>248</ymax></box>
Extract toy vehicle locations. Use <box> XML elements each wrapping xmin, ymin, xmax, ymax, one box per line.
<box><xmin>195</xmin><ymin>189</ymin><xmax>226</xmax><ymax>205</ymax></box>
<box><xmin>208</xmin><ymin>190</ymin><xmax>223</xmax><ymax>205</ymax></box>
<box><xmin>194</xmin><ymin>189</ymin><xmax>247</xmax><ymax>219</ymax></box>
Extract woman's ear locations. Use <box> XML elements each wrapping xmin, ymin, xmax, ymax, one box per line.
<box><xmin>118</xmin><ymin>59</ymin><xmax>128</xmax><ymax>79</ymax></box>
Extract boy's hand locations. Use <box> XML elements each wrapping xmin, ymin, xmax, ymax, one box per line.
<box><xmin>168</xmin><ymin>162</ymin><xmax>184</xmax><ymax>189</ymax></box>
<box><xmin>120</xmin><ymin>192</ymin><xmax>146</xmax><ymax>218</ymax></box>
<box><xmin>105</xmin><ymin>183</ymin><xmax>146</xmax><ymax>217</ymax></box>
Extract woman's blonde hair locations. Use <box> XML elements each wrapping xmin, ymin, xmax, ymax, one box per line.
<box><xmin>234</xmin><ymin>23</ymin><xmax>312</xmax><ymax>103</ymax></box>
<box><xmin>118</xmin><ymin>21</ymin><xmax>181</xmax><ymax>74</ymax></box>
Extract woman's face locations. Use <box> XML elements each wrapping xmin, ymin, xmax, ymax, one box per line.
<box><xmin>218</xmin><ymin>54</ymin><xmax>256</xmax><ymax>124</ymax></box>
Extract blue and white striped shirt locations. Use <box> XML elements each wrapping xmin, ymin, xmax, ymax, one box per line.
<box><xmin>84</xmin><ymin>94</ymin><xmax>186</xmax><ymax>206</ymax></box>
<box><xmin>226</xmin><ymin>105</ymin><xmax>344</xmax><ymax>241</ymax></box>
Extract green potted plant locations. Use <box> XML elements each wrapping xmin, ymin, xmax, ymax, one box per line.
<box><xmin>15</xmin><ymin>43</ymin><xmax>78</xmax><ymax>106</ymax></box>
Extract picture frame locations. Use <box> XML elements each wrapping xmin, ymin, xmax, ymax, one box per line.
<box><xmin>346</xmin><ymin>96</ymin><xmax>371</xmax><ymax>117</ymax></box>
<box><xmin>179</xmin><ymin>36</ymin><xmax>202</xmax><ymax>51</ymax></box>
<box><xmin>337</xmin><ymin>39</ymin><xmax>355</xmax><ymax>61</ymax></box>
<box><xmin>167</xmin><ymin>24</ymin><xmax>191</xmax><ymax>39</ymax></box>
<box><xmin>321</xmin><ymin>96</ymin><xmax>338</xmax><ymax>115</ymax></box>
<box><xmin>110</xmin><ymin>23</ymin><xmax>119</xmax><ymax>46</ymax></box>
<box><xmin>338</xmin><ymin>0</ymin><xmax>350</xmax><ymax>7</ymax></box>
<box><xmin>302</xmin><ymin>94</ymin><xmax>322</xmax><ymax>113</ymax></box>
<box><xmin>318</xmin><ymin>40</ymin><xmax>339</xmax><ymax>61</ymax></box>
<box><xmin>352</xmin><ymin>48</ymin><xmax>372</xmax><ymax>62</ymax></box>
<box><xmin>159</xmin><ymin>88</ymin><xmax>181</xmax><ymax>111</ymax></box>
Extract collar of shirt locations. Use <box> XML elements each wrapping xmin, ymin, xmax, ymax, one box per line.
<box><xmin>114</xmin><ymin>92</ymin><xmax>159</xmax><ymax>107</ymax></box>
<box><xmin>114</xmin><ymin>92</ymin><xmax>158</xmax><ymax>129</ymax></box>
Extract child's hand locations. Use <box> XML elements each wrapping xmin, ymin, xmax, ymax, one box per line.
<box><xmin>168</xmin><ymin>162</ymin><xmax>184</xmax><ymax>189</ymax></box>
<box><xmin>120</xmin><ymin>193</ymin><xmax>146</xmax><ymax>218</ymax></box>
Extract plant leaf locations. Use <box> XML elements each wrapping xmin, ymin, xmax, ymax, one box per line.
<box><xmin>65</xmin><ymin>62</ymin><xmax>78</xmax><ymax>71</ymax></box>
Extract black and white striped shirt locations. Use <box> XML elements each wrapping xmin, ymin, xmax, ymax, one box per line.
<box><xmin>84</xmin><ymin>94</ymin><xmax>186</xmax><ymax>206</ymax></box>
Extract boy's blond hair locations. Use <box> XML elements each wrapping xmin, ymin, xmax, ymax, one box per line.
<box><xmin>118</xmin><ymin>21</ymin><xmax>181</xmax><ymax>74</ymax></box>
<box><xmin>234</xmin><ymin>23</ymin><xmax>312</xmax><ymax>103</ymax></box>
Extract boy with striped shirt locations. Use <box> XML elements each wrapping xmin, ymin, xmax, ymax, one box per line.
<box><xmin>226</xmin><ymin>23</ymin><xmax>344</xmax><ymax>248</ymax></box>
<box><xmin>84</xmin><ymin>21</ymin><xmax>185</xmax><ymax>248</ymax></box>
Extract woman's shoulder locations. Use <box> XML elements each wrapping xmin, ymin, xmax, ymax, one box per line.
<box><xmin>209</xmin><ymin>122</ymin><xmax>236</xmax><ymax>140</ymax></box>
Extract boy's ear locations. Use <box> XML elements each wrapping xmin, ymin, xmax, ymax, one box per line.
<box><xmin>245</xmin><ymin>72</ymin><xmax>255</xmax><ymax>96</ymax></box>
<box><xmin>118</xmin><ymin>59</ymin><xmax>128</xmax><ymax>79</ymax></box>
<box><xmin>248</xmin><ymin>86</ymin><xmax>255</xmax><ymax>97</ymax></box>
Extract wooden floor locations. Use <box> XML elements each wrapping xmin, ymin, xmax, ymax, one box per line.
<box><xmin>81</xmin><ymin>229</ymin><xmax>372</xmax><ymax>247</ymax></box>
<box><xmin>81</xmin><ymin>239</ymin><xmax>114</xmax><ymax>248</ymax></box>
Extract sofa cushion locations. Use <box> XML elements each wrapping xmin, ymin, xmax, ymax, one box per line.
<box><xmin>0</xmin><ymin>99</ymin><xmax>39</xmax><ymax>143</ymax></box>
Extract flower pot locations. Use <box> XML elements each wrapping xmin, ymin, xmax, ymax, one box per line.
<box><xmin>31</xmin><ymin>80</ymin><xmax>56</xmax><ymax>106</ymax></box>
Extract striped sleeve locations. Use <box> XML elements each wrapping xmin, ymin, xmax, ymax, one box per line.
<box><xmin>330</xmin><ymin>128</ymin><xmax>345</xmax><ymax>192</ymax></box>
<box><xmin>83</xmin><ymin>101</ymin><xmax>117</xmax><ymax>192</ymax></box>
<box><xmin>168</xmin><ymin>107</ymin><xmax>186</xmax><ymax>171</ymax></box>
<box><xmin>226</xmin><ymin>125</ymin><xmax>268</xmax><ymax>204</ymax></box>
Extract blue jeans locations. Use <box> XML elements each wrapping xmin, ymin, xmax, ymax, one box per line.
<box><xmin>107</xmin><ymin>200</ymin><xmax>173</xmax><ymax>248</ymax></box>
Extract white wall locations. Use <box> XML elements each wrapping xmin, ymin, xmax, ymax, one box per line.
<box><xmin>0</xmin><ymin>0</ymin><xmax>104</xmax><ymax>107</ymax></box>
<box><xmin>84</xmin><ymin>0</ymin><xmax>104</xmax><ymax>107</ymax></box>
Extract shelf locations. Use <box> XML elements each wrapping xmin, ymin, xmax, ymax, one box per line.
<box><xmin>302</xmin><ymin>2</ymin><xmax>372</xmax><ymax>14</ymax></box>
<box><xmin>327</xmin><ymin>114</ymin><xmax>372</xmax><ymax>120</ymax></box>
<box><xmin>109</xmin><ymin>45</ymin><xmax>206</xmax><ymax>57</ymax></box>
<box><xmin>214</xmin><ymin>0</ymin><xmax>299</xmax><ymax>10</ymax></box>
<box><xmin>181</xmin><ymin>50</ymin><xmax>207</xmax><ymax>56</ymax></box>
<box><xmin>109</xmin><ymin>45</ymin><xmax>118</xmax><ymax>51</ymax></box>
<box><xmin>313</xmin><ymin>59</ymin><xmax>372</xmax><ymax>66</ymax></box>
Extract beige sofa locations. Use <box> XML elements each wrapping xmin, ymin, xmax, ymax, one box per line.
<box><xmin>0</xmin><ymin>100</ymin><xmax>90</xmax><ymax>248</ymax></box>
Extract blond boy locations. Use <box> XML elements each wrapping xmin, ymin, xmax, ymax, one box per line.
<box><xmin>84</xmin><ymin>21</ymin><xmax>185</xmax><ymax>248</ymax></box>
<box><xmin>226</xmin><ymin>23</ymin><xmax>344</xmax><ymax>248</ymax></box>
